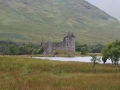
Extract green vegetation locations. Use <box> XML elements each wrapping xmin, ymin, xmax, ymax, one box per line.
<box><xmin>0</xmin><ymin>56</ymin><xmax>120</xmax><ymax>90</ymax></box>
<box><xmin>102</xmin><ymin>40</ymin><xmax>120</xmax><ymax>65</ymax></box>
<box><xmin>76</xmin><ymin>43</ymin><xmax>104</xmax><ymax>54</ymax></box>
<box><xmin>0</xmin><ymin>40</ymin><xmax>104</xmax><ymax>56</ymax></box>
<box><xmin>90</xmin><ymin>54</ymin><xmax>101</xmax><ymax>68</ymax></box>
<box><xmin>76</xmin><ymin>43</ymin><xmax>88</xmax><ymax>55</ymax></box>
<box><xmin>0</xmin><ymin>41</ymin><xmax>43</xmax><ymax>55</ymax></box>
<box><xmin>0</xmin><ymin>0</ymin><xmax>120</xmax><ymax>43</ymax></box>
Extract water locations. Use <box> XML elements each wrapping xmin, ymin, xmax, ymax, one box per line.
<box><xmin>33</xmin><ymin>56</ymin><xmax>113</xmax><ymax>64</ymax></box>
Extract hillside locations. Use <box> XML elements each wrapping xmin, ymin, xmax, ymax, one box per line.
<box><xmin>86</xmin><ymin>0</ymin><xmax>120</xmax><ymax>21</ymax></box>
<box><xmin>0</xmin><ymin>0</ymin><xmax>120</xmax><ymax>43</ymax></box>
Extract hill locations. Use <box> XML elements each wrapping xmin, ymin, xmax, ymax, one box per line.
<box><xmin>86</xmin><ymin>0</ymin><xmax>120</xmax><ymax>21</ymax></box>
<box><xmin>0</xmin><ymin>0</ymin><xmax>120</xmax><ymax>43</ymax></box>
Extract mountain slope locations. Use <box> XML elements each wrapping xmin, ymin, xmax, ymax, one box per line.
<box><xmin>86</xmin><ymin>0</ymin><xmax>120</xmax><ymax>21</ymax></box>
<box><xmin>0</xmin><ymin>0</ymin><xmax>120</xmax><ymax>43</ymax></box>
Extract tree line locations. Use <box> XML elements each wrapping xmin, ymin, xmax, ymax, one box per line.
<box><xmin>76</xmin><ymin>42</ymin><xmax>104</xmax><ymax>54</ymax></box>
<box><xmin>0</xmin><ymin>41</ymin><xmax>43</xmax><ymax>55</ymax></box>
<box><xmin>0</xmin><ymin>40</ymin><xmax>105</xmax><ymax>55</ymax></box>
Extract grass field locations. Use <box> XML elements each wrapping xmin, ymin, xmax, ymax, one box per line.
<box><xmin>0</xmin><ymin>56</ymin><xmax>120</xmax><ymax>90</ymax></box>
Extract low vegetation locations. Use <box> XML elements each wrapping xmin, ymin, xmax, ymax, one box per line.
<box><xmin>0</xmin><ymin>56</ymin><xmax>120</xmax><ymax>90</ymax></box>
<box><xmin>90</xmin><ymin>54</ymin><xmax>101</xmax><ymax>68</ymax></box>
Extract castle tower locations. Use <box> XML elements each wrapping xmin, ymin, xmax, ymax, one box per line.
<box><xmin>70</xmin><ymin>33</ymin><xmax>75</xmax><ymax>52</ymax></box>
<box><xmin>63</xmin><ymin>32</ymin><xmax>75</xmax><ymax>52</ymax></box>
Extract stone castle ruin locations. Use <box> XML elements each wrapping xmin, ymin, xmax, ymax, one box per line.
<box><xmin>41</xmin><ymin>32</ymin><xmax>75</xmax><ymax>54</ymax></box>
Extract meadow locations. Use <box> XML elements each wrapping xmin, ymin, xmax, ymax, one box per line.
<box><xmin>0</xmin><ymin>56</ymin><xmax>120</xmax><ymax>90</ymax></box>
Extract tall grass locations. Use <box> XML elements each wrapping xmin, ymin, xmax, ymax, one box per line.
<box><xmin>0</xmin><ymin>56</ymin><xmax>120</xmax><ymax>90</ymax></box>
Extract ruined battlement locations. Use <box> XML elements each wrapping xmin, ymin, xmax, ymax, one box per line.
<box><xmin>41</xmin><ymin>32</ymin><xmax>75</xmax><ymax>54</ymax></box>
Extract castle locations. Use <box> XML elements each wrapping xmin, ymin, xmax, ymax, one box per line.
<box><xmin>41</xmin><ymin>32</ymin><xmax>75</xmax><ymax>54</ymax></box>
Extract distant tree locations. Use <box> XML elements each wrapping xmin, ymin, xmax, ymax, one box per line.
<box><xmin>81</xmin><ymin>47</ymin><xmax>88</xmax><ymax>55</ymax></box>
<box><xmin>0</xmin><ymin>40</ymin><xmax>45</xmax><ymax>55</ymax></box>
<box><xmin>76</xmin><ymin>43</ymin><xmax>105</xmax><ymax>53</ymax></box>
<box><xmin>88</xmin><ymin>43</ymin><xmax>104</xmax><ymax>53</ymax></box>
<box><xmin>30</xmin><ymin>49</ymin><xmax>37</xmax><ymax>57</ymax></box>
<box><xmin>0</xmin><ymin>45</ymin><xmax>5</xmax><ymax>55</ymax></box>
<box><xmin>37</xmin><ymin>46</ymin><xmax>44</xmax><ymax>54</ymax></box>
<box><xmin>1</xmin><ymin>43</ymin><xmax>8</xmax><ymax>55</ymax></box>
<box><xmin>0</xmin><ymin>45</ymin><xmax>2</xmax><ymax>54</ymax></box>
<box><xmin>17</xmin><ymin>46</ymin><xmax>26</xmax><ymax>55</ymax></box>
<box><xmin>24</xmin><ymin>43</ymin><xmax>33</xmax><ymax>55</ymax></box>
<box><xmin>8</xmin><ymin>44</ymin><xmax>17</xmax><ymax>55</ymax></box>
<box><xmin>76</xmin><ymin>44</ymin><xmax>82</xmax><ymax>52</ymax></box>
<box><xmin>76</xmin><ymin>43</ymin><xmax>88</xmax><ymax>52</ymax></box>
<box><xmin>91</xmin><ymin>54</ymin><xmax>101</xmax><ymax>68</ymax></box>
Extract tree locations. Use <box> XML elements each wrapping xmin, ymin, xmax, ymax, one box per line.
<box><xmin>30</xmin><ymin>49</ymin><xmax>37</xmax><ymax>57</ymax></box>
<box><xmin>0</xmin><ymin>41</ymin><xmax>45</xmax><ymax>55</ymax></box>
<box><xmin>91</xmin><ymin>54</ymin><xmax>101</xmax><ymax>68</ymax></box>
<box><xmin>8</xmin><ymin>44</ymin><xmax>17</xmax><ymax>55</ymax></box>
<box><xmin>76</xmin><ymin>44</ymin><xmax>82</xmax><ymax>52</ymax></box>
<box><xmin>81</xmin><ymin>47</ymin><xmax>88</xmax><ymax>55</ymax></box>
<box><xmin>88</xmin><ymin>43</ymin><xmax>104</xmax><ymax>53</ymax></box>
<box><xmin>102</xmin><ymin>40</ymin><xmax>120</xmax><ymax>65</ymax></box>
<box><xmin>102</xmin><ymin>56</ymin><xmax>107</xmax><ymax>64</ymax></box>
<box><xmin>0</xmin><ymin>45</ymin><xmax>3</xmax><ymax>55</ymax></box>
<box><xmin>1</xmin><ymin>43</ymin><xmax>8</xmax><ymax>55</ymax></box>
<box><xmin>23</xmin><ymin>43</ymin><xmax>33</xmax><ymax>56</ymax></box>
<box><xmin>37</xmin><ymin>46</ymin><xmax>44</xmax><ymax>54</ymax></box>
<box><xmin>17</xmin><ymin>46</ymin><xmax>26</xmax><ymax>55</ymax></box>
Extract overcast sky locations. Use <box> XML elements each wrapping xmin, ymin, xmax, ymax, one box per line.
<box><xmin>86</xmin><ymin>0</ymin><xmax>120</xmax><ymax>21</ymax></box>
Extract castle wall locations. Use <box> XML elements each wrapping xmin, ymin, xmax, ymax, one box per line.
<box><xmin>41</xmin><ymin>33</ymin><xmax>75</xmax><ymax>53</ymax></box>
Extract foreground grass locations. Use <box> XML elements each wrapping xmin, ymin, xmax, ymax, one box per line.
<box><xmin>0</xmin><ymin>56</ymin><xmax>120</xmax><ymax>90</ymax></box>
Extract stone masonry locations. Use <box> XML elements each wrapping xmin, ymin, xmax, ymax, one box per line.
<box><xmin>41</xmin><ymin>32</ymin><xmax>75</xmax><ymax>54</ymax></box>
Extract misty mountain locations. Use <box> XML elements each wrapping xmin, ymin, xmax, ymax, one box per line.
<box><xmin>86</xmin><ymin>0</ymin><xmax>120</xmax><ymax>21</ymax></box>
<box><xmin>0</xmin><ymin>0</ymin><xmax>120</xmax><ymax>43</ymax></box>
